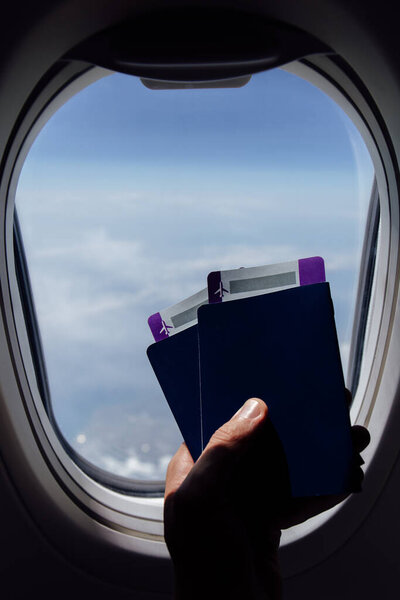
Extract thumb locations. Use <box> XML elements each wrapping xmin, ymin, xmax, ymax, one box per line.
<box><xmin>205</xmin><ymin>397</ymin><xmax>268</xmax><ymax>455</ymax></box>
<box><xmin>176</xmin><ymin>398</ymin><xmax>268</xmax><ymax>506</ymax></box>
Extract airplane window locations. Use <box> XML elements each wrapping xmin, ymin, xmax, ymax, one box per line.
<box><xmin>14</xmin><ymin>68</ymin><xmax>375</xmax><ymax>487</ymax></box>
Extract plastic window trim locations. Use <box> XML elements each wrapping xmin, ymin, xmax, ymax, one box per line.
<box><xmin>1</xmin><ymin>55</ymin><xmax>396</xmax><ymax>570</ymax></box>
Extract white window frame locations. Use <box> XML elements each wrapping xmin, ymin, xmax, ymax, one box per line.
<box><xmin>0</xmin><ymin>49</ymin><xmax>398</xmax><ymax>582</ymax></box>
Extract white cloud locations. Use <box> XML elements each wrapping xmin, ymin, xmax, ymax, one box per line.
<box><xmin>25</xmin><ymin>226</ymin><xmax>361</xmax><ymax>371</ymax></box>
<box><xmin>67</xmin><ymin>407</ymin><xmax>182</xmax><ymax>481</ymax></box>
<box><xmin>99</xmin><ymin>453</ymin><xmax>172</xmax><ymax>479</ymax></box>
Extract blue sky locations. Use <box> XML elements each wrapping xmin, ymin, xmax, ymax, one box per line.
<box><xmin>29</xmin><ymin>69</ymin><xmax>357</xmax><ymax>166</ymax></box>
<box><xmin>16</xmin><ymin>68</ymin><xmax>374</xmax><ymax>481</ymax></box>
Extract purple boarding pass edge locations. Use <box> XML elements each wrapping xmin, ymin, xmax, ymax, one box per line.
<box><xmin>148</xmin><ymin>312</ymin><xmax>170</xmax><ymax>342</ymax></box>
<box><xmin>207</xmin><ymin>271</ymin><xmax>223</xmax><ymax>304</ymax></box>
<box><xmin>298</xmin><ymin>256</ymin><xmax>326</xmax><ymax>286</ymax></box>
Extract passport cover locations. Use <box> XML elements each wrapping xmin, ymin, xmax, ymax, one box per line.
<box><xmin>147</xmin><ymin>325</ymin><xmax>202</xmax><ymax>460</ymax></box>
<box><xmin>197</xmin><ymin>283</ymin><xmax>355</xmax><ymax>497</ymax></box>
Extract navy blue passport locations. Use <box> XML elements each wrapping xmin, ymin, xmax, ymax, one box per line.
<box><xmin>197</xmin><ymin>282</ymin><xmax>355</xmax><ymax>497</ymax></box>
<box><xmin>146</xmin><ymin>325</ymin><xmax>202</xmax><ymax>460</ymax></box>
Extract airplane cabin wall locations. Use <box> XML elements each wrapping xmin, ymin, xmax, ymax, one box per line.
<box><xmin>0</xmin><ymin>1</ymin><xmax>399</xmax><ymax>598</ymax></box>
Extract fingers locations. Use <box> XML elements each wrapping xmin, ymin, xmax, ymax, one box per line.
<box><xmin>345</xmin><ymin>387</ymin><xmax>371</xmax><ymax>460</ymax></box>
<box><xmin>351</xmin><ymin>425</ymin><xmax>371</xmax><ymax>454</ymax></box>
<box><xmin>165</xmin><ymin>442</ymin><xmax>194</xmax><ymax>500</ymax></box>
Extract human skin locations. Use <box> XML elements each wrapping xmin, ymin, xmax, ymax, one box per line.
<box><xmin>164</xmin><ymin>395</ymin><xmax>370</xmax><ymax>600</ymax></box>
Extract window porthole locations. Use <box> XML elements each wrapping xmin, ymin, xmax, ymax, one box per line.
<box><xmin>12</xmin><ymin>65</ymin><xmax>376</xmax><ymax>497</ymax></box>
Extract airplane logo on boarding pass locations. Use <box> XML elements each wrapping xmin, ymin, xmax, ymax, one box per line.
<box><xmin>214</xmin><ymin>281</ymin><xmax>229</xmax><ymax>299</ymax></box>
<box><xmin>160</xmin><ymin>319</ymin><xmax>173</xmax><ymax>336</ymax></box>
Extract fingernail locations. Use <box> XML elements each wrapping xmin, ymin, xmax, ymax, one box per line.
<box><xmin>235</xmin><ymin>398</ymin><xmax>263</xmax><ymax>420</ymax></box>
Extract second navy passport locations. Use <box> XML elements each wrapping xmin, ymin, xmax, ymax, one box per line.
<box><xmin>198</xmin><ymin>283</ymin><xmax>354</xmax><ymax>497</ymax></box>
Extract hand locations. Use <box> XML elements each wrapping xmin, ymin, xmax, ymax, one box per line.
<box><xmin>164</xmin><ymin>394</ymin><xmax>369</xmax><ymax>600</ymax></box>
<box><xmin>165</xmin><ymin>398</ymin><xmax>279</xmax><ymax>600</ymax></box>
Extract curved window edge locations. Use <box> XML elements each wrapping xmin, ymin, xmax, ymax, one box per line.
<box><xmin>347</xmin><ymin>179</ymin><xmax>380</xmax><ymax>396</ymax></box>
<box><xmin>14</xmin><ymin>207</ymin><xmax>166</xmax><ymax>497</ymax></box>
<box><xmin>1</xmin><ymin>50</ymin><xmax>398</xmax><ymax>577</ymax></box>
